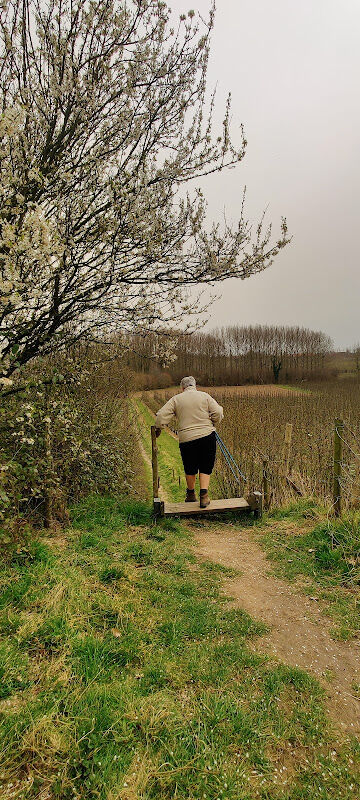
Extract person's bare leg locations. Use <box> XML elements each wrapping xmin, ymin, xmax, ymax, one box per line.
<box><xmin>186</xmin><ymin>474</ymin><xmax>196</xmax><ymax>490</ymax></box>
<box><xmin>199</xmin><ymin>473</ymin><xmax>210</xmax><ymax>490</ymax></box>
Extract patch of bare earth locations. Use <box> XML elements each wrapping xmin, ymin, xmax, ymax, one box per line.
<box><xmin>193</xmin><ymin>525</ymin><xmax>360</xmax><ymax>737</ymax></box>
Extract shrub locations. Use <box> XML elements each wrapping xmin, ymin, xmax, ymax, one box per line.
<box><xmin>0</xmin><ymin>372</ymin><xmax>146</xmax><ymax>536</ymax></box>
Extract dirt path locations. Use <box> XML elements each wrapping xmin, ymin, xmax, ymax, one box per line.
<box><xmin>194</xmin><ymin>525</ymin><xmax>360</xmax><ymax>737</ymax></box>
<box><xmin>136</xmin><ymin>436</ymin><xmax>168</xmax><ymax>503</ymax></box>
<box><xmin>132</xmin><ymin>402</ymin><xmax>170</xmax><ymax>502</ymax></box>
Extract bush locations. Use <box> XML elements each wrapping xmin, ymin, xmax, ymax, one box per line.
<box><xmin>0</xmin><ymin>370</ymin><xmax>146</xmax><ymax>536</ymax></box>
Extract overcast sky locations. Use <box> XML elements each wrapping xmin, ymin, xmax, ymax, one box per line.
<box><xmin>170</xmin><ymin>0</ymin><xmax>360</xmax><ymax>349</ymax></box>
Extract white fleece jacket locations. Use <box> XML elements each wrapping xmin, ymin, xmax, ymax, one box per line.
<box><xmin>155</xmin><ymin>386</ymin><xmax>224</xmax><ymax>443</ymax></box>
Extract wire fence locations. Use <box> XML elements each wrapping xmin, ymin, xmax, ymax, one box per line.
<box><xmin>141</xmin><ymin>391</ymin><xmax>360</xmax><ymax>514</ymax></box>
<box><xmin>335</xmin><ymin>421</ymin><xmax>360</xmax><ymax>513</ymax></box>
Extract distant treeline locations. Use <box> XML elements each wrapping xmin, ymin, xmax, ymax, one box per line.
<box><xmin>124</xmin><ymin>324</ymin><xmax>334</xmax><ymax>387</ymax></box>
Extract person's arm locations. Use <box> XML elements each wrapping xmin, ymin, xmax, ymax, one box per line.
<box><xmin>207</xmin><ymin>394</ymin><xmax>224</xmax><ymax>425</ymax></box>
<box><xmin>155</xmin><ymin>395</ymin><xmax>176</xmax><ymax>433</ymax></box>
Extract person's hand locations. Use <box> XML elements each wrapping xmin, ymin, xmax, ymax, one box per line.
<box><xmin>155</xmin><ymin>427</ymin><xmax>162</xmax><ymax>438</ymax></box>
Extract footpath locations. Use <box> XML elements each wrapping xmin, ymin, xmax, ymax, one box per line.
<box><xmin>194</xmin><ymin>524</ymin><xmax>359</xmax><ymax>736</ymax></box>
<box><xmin>135</xmin><ymin>397</ymin><xmax>360</xmax><ymax>738</ymax></box>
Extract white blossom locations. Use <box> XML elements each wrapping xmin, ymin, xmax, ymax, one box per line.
<box><xmin>0</xmin><ymin>0</ymin><xmax>289</xmax><ymax>381</ymax></box>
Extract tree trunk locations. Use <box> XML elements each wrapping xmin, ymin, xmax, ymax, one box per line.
<box><xmin>272</xmin><ymin>357</ymin><xmax>282</xmax><ymax>383</ymax></box>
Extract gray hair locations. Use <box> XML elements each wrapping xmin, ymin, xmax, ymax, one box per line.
<box><xmin>180</xmin><ymin>376</ymin><xmax>196</xmax><ymax>389</ymax></box>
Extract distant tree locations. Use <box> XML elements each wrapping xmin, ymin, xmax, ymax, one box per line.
<box><xmin>0</xmin><ymin>0</ymin><xmax>289</xmax><ymax>386</ymax></box>
<box><xmin>158</xmin><ymin>324</ymin><xmax>333</xmax><ymax>386</ymax></box>
<box><xmin>271</xmin><ymin>353</ymin><xmax>283</xmax><ymax>383</ymax></box>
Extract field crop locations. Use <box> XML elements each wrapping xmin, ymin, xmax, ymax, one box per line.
<box><xmin>142</xmin><ymin>381</ymin><xmax>360</xmax><ymax>511</ymax></box>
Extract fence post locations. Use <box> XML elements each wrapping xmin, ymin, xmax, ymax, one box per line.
<box><xmin>283</xmin><ymin>422</ymin><xmax>293</xmax><ymax>476</ymax></box>
<box><xmin>248</xmin><ymin>490</ymin><xmax>263</xmax><ymax>519</ymax></box>
<box><xmin>43</xmin><ymin>413</ymin><xmax>53</xmax><ymax>529</ymax></box>
<box><xmin>151</xmin><ymin>426</ymin><xmax>159</xmax><ymax>500</ymax></box>
<box><xmin>262</xmin><ymin>459</ymin><xmax>270</xmax><ymax>510</ymax></box>
<box><xmin>333</xmin><ymin>418</ymin><xmax>343</xmax><ymax>517</ymax></box>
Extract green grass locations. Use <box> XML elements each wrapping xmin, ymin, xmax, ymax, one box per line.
<box><xmin>278</xmin><ymin>384</ymin><xmax>312</xmax><ymax>393</ymax></box>
<box><xmin>258</xmin><ymin>501</ymin><xmax>360</xmax><ymax>640</ymax></box>
<box><xmin>0</xmin><ymin>495</ymin><xmax>359</xmax><ymax>799</ymax></box>
<box><xmin>133</xmin><ymin>398</ymin><xmax>186</xmax><ymax>502</ymax></box>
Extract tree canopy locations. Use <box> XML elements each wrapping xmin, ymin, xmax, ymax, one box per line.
<box><xmin>0</xmin><ymin>0</ymin><xmax>289</xmax><ymax>381</ymax></box>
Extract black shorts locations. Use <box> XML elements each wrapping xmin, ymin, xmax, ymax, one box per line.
<box><xmin>179</xmin><ymin>432</ymin><xmax>216</xmax><ymax>475</ymax></box>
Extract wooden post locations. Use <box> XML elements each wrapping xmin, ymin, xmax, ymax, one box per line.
<box><xmin>333</xmin><ymin>418</ymin><xmax>343</xmax><ymax>517</ymax></box>
<box><xmin>43</xmin><ymin>413</ymin><xmax>53</xmax><ymax>529</ymax></box>
<box><xmin>247</xmin><ymin>490</ymin><xmax>263</xmax><ymax>519</ymax></box>
<box><xmin>283</xmin><ymin>422</ymin><xmax>293</xmax><ymax>476</ymax></box>
<box><xmin>262</xmin><ymin>459</ymin><xmax>270</xmax><ymax>511</ymax></box>
<box><xmin>153</xmin><ymin>498</ymin><xmax>164</xmax><ymax>518</ymax></box>
<box><xmin>151</xmin><ymin>426</ymin><xmax>159</xmax><ymax>500</ymax></box>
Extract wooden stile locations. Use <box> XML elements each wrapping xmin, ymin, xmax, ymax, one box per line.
<box><xmin>164</xmin><ymin>496</ymin><xmax>251</xmax><ymax>517</ymax></box>
<box><xmin>150</xmin><ymin>426</ymin><xmax>262</xmax><ymax>520</ymax></box>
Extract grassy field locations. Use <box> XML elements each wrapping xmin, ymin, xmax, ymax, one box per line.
<box><xmin>136</xmin><ymin>384</ymin><xmax>301</xmax><ymax>400</ymax></box>
<box><xmin>131</xmin><ymin>399</ymin><xmax>185</xmax><ymax>502</ymax></box>
<box><xmin>326</xmin><ymin>352</ymin><xmax>357</xmax><ymax>378</ymax></box>
<box><xmin>1</xmin><ymin>394</ymin><xmax>359</xmax><ymax>799</ymax></box>
<box><xmin>257</xmin><ymin>501</ymin><xmax>360</xmax><ymax>642</ymax></box>
<box><xmin>1</xmin><ymin>494</ymin><xmax>359</xmax><ymax>800</ymax></box>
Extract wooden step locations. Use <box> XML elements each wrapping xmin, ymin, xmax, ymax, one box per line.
<box><xmin>163</xmin><ymin>496</ymin><xmax>250</xmax><ymax>517</ymax></box>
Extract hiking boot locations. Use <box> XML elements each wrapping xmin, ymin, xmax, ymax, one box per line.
<box><xmin>185</xmin><ymin>489</ymin><xmax>197</xmax><ymax>502</ymax></box>
<box><xmin>200</xmin><ymin>490</ymin><xmax>210</xmax><ymax>508</ymax></box>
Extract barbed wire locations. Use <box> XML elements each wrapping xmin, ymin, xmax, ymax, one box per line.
<box><xmin>335</xmin><ymin>428</ymin><xmax>360</xmax><ymax>465</ymax></box>
<box><xmin>343</xmin><ymin>421</ymin><xmax>360</xmax><ymax>446</ymax></box>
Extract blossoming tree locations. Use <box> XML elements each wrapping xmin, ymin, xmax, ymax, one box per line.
<box><xmin>0</xmin><ymin>0</ymin><xmax>289</xmax><ymax>382</ymax></box>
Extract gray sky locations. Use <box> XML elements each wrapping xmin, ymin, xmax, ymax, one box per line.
<box><xmin>171</xmin><ymin>0</ymin><xmax>360</xmax><ymax>349</ymax></box>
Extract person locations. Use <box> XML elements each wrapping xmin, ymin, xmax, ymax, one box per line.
<box><xmin>155</xmin><ymin>376</ymin><xmax>224</xmax><ymax>508</ymax></box>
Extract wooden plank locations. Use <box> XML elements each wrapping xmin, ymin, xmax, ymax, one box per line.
<box><xmin>163</xmin><ymin>497</ymin><xmax>250</xmax><ymax>517</ymax></box>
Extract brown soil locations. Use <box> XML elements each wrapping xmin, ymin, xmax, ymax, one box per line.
<box><xmin>193</xmin><ymin>525</ymin><xmax>360</xmax><ymax>737</ymax></box>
